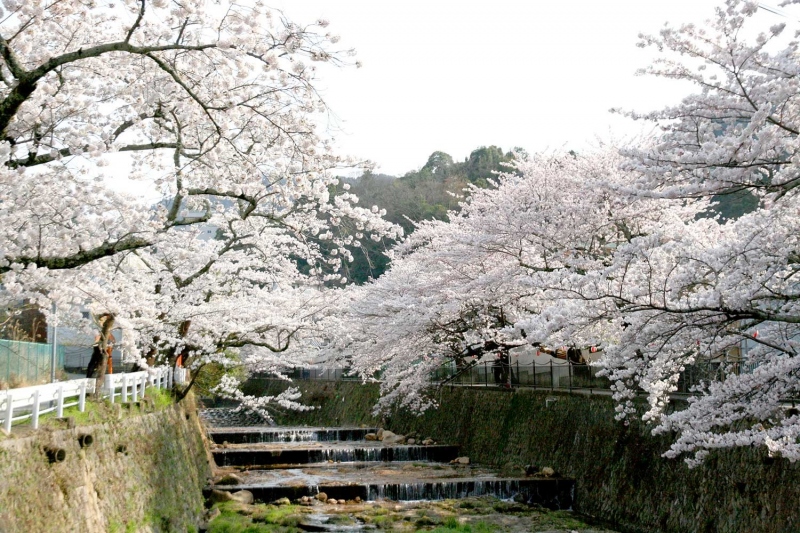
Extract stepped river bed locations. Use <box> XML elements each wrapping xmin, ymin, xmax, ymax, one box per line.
<box><xmin>202</xmin><ymin>415</ymin><xmax>619</xmax><ymax>532</ymax></box>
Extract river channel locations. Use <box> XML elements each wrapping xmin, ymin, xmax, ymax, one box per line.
<box><xmin>201</xmin><ymin>410</ymin><xmax>620</xmax><ymax>532</ymax></box>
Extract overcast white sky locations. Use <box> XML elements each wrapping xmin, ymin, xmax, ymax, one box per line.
<box><xmin>268</xmin><ymin>0</ymin><xmax>792</xmax><ymax>176</ymax></box>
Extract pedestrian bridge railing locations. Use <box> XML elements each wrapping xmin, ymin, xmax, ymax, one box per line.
<box><xmin>0</xmin><ymin>366</ymin><xmax>186</xmax><ymax>434</ymax></box>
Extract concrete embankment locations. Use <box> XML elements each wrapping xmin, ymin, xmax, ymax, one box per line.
<box><xmin>0</xmin><ymin>397</ymin><xmax>210</xmax><ymax>533</ymax></box>
<box><xmin>248</xmin><ymin>379</ymin><xmax>800</xmax><ymax>533</ymax></box>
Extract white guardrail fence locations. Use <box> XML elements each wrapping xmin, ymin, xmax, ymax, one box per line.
<box><xmin>0</xmin><ymin>366</ymin><xmax>189</xmax><ymax>434</ymax></box>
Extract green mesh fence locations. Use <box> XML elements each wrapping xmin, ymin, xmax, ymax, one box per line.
<box><xmin>0</xmin><ymin>339</ymin><xmax>65</xmax><ymax>386</ymax></box>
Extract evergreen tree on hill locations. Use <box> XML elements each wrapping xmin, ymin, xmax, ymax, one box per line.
<box><xmin>337</xmin><ymin>146</ymin><xmax>517</xmax><ymax>283</ymax></box>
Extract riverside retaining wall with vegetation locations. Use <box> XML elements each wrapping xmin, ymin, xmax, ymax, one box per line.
<box><xmin>250</xmin><ymin>379</ymin><xmax>800</xmax><ymax>533</ymax></box>
<box><xmin>0</xmin><ymin>395</ymin><xmax>211</xmax><ymax>533</ymax></box>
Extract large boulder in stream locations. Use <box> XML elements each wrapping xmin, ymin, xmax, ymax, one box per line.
<box><xmin>382</xmin><ymin>433</ymin><xmax>406</xmax><ymax>445</ymax></box>
<box><xmin>209</xmin><ymin>489</ymin><xmax>234</xmax><ymax>503</ymax></box>
<box><xmin>229</xmin><ymin>490</ymin><xmax>254</xmax><ymax>505</ymax></box>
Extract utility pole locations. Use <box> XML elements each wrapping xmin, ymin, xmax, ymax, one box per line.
<box><xmin>50</xmin><ymin>303</ymin><xmax>58</xmax><ymax>383</ymax></box>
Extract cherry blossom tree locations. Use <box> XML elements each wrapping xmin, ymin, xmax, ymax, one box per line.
<box><xmin>593</xmin><ymin>0</ymin><xmax>800</xmax><ymax>464</ymax></box>
<box><xmin>331</xmin><ymin>148</ymin><xmax>692</xmax><ymax>412</ymax></box>
<box><xmin>335</xmin><ymin>0</ymin><xmax>800</xmax><ymax>464</ymax></box>
<box><xmin>0</xmin><ymin>0</ymin><xmax>400</xmax><ymax>407</ymax></box>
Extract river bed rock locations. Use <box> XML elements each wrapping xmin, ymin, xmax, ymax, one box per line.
<box><xmin>229</xmin><ymin>490</ymin><xmax>254</xmax><ymax>505</ymax></box>
<box><xmin>207</xmin><ymin>496</ymin><xmax>620</xmax><ymax>532</ymax></box>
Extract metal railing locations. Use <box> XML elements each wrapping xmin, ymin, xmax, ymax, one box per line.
<box><xmin>0</xmin><ymin>366</ymin><xmax>183</xmax><ymax>434</ymax></box>
<box><xmin>283</xmin><ymin>367</ymin><xmax>362</xmax><ymax>382</ymax></box>
<box><xmin>431</xmin><ymin>360</ymin><xmax>609</xmax><ymax>391</ymax></box>
<box><xmin>280</xmin><ymin>360</ymin><xmax>765</xmax><ymax>397</ymax></box>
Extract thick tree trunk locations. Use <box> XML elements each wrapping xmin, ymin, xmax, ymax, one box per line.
<box><xmin>92</xmin><ymin>314</ymin><xmax>115</xmax><ymax>396</ymax></box>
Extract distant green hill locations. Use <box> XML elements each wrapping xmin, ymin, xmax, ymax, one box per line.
<box><xmin>334</xmin><ymin>146</ymin><xmax>518</xmax><ymax>283</ymax></box>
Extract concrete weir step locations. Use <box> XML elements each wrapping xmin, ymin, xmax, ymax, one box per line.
<box><xmin>213</xmin><ymin>444</ymin><xmax>460</xmax><ymax>467</ymax></box>
<box><xmin>208</xmin><ymin>427</ymin><xmax>379</xmax><ymax>445</ymax></box>
<box><xmin>207</xmin><ymin>478</ymin><xmax>575</xmax><ymax>509</ymax></box>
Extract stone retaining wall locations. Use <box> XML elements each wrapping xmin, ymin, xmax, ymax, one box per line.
<box><xmin>253</xmin><ymin>380</ymin><xmax>800</xmax><ymax>533</ymax></box>
<box><xmin>0</xmin><ymin>397</ymin><xmax>210</xmax><ymax>533</ymax></box>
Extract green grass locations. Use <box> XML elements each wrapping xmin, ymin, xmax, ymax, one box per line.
<box><xmin>107</xmin><ymin>520</ymin><xmax>139</xmax><ymax>533</ymax></box>
<box><xmin>208</xmin><ymin>503</ymin><xmax>306</xmax><ymax>533</ymax></box>
<box><xmin>30</xmin><ymin>397</ymin><xmax>105</xmax><ymax>428</ymax></box>
<box><xmin>147</xmin><ymin>387</ymin><xmax>175</xmax><ymax>410</ymax></box>
<box><xmin>250</xmin><ymin>504</ymin><xmax>304</xmax><ymax>526</ymax></box>
<box><xmin>369</xmin><ymin>515</ymin><xmax>390</xmax><ymax>528</ymax></box>
<box><xmin>428</xmin><ymin>519</ymin><xmax>496</xmax><ymax>533</ymax></box>
<box><xmin>208</xmin><ymin>512</ymin><xmax>276</xmax><ymax>533</ymax></box>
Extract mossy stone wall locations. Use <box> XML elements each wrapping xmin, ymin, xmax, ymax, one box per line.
<box><xmin>0</xmin><ymin>398</ymin><xmax>210</xmax><ymax>533</ymax></box>
<box><xmin>257</xmin><ymin>380</ymin><xmax>800</xmax><ymax>533</ymax></box>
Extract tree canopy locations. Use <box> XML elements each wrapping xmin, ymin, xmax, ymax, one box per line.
<box><xmin>329</xmin><ymin>0</ymin><xmax>800</xmax><ymax>464</ymax></box>
<box><xmin>0</xmin><ymin>0</ymin><xmax>399</xmax><ymax>409</ymax></box>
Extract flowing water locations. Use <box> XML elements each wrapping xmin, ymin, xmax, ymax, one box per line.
<box><xmin>206</xmin><ymin>421</ymin><xmax>572</xmax><ymax>506</ymax></box>
<box><xmin>202</xmin><ymin>411</ymin><xmax>616</xmax><ymax>532</ymax></box>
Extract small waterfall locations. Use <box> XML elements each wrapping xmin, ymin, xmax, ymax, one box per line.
<box><xmin>320</xmin><ymin>447</ymin><xmax>379</xmax><ymax>463</ymax></box>
<box><xmin>209</xmin><ymin>428</ymin><xmax>316</xmax><ymax>444</ymax></box>
<box><xmin>262</xmin><ymin>429</ymin><xmax>317</xmax><ymax>443</ymax></box>
<box><xmin>214</xmin><ymin>444</ymin><xmax>460</xmax><ymax>466</ymax></box>
<box><xmin>367</xmin><ymin>480</ymin><xmax>524</xmax><ymax>501</ymax></box>
<box><xmin>209</xmin><ymin>427</ymin><xmax>379</xmax><ymax>444</ymax></box>
<box><xmin>245</xmin><ymin>429</ymin><xmax>316</xmax><ymax>443</ymax></box>
<box><xmin>315</xmin><ymin>445</ymin><xmax>459</xmax><ymax>464</ymax></box>
<box><xmin>207</xmin><ymin>423</ymin><xmax>575</xmax><ymax>510</ymax></box>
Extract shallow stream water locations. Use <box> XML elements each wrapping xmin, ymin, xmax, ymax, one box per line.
<box><xmin>202</xmin><ymin>413</ymin><xmax>619</xmax><ymax>532</ymax></box>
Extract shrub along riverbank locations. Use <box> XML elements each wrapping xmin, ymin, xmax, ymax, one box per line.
<box><xmin>248</xmin><ymin>379</ymin><xmax>800</xmax><ymax>533</ymax></box>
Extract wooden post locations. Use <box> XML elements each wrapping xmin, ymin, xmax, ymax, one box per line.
<box><xmin>31</xmin><ymin>389</ymin><xmax>40</xmax><ymax>429</ymax></box>
<box><xmin>141</xmin><ymin>374</ymin><xmax>147</xmax><ymax>397</ymax></box>
<box><xmin>132</xmin><ymin>375</ymin><xmax>138</xmax><ymax>402</ymax></box>
<box><xmin>3</xmin><ymin>393</ymin><xmax>12</xmax><ymax>433</ymax></box>
<box><xmin>56</xmin><ymin>385</ymin><xmax>64</xmax><ymax>418</ymax></box>
<box><xmin>122</xmin><ymin>374</ymin><xmax>128</xmax><ymax>403</ymax></box>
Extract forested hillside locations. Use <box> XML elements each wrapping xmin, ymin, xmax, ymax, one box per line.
<box><xmin>337</xmin><ymin>146</ymin><xmax>517</xmax><ymax>283</ymax></box>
